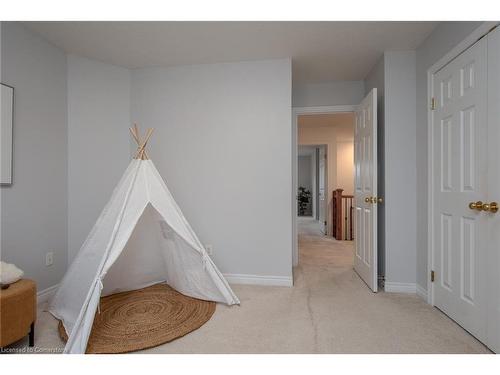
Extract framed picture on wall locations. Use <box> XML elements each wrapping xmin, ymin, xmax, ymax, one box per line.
<box><xmin>1</xmin><ymin>83</ymin><xmax>14</xmax><ymax>185</ymax></box>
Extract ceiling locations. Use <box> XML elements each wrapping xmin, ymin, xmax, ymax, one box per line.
<box><xmin>25</xmin><ymin>21</ymin><xmax>438</xmax><ymax>83</ymax></box>
<box><xmin>298</xmin><ymin>113</ymin><xmax>355</xmax><ymax>141</ymax></box>
<box><xmin>298</xmin><ymin>113</ymin><xmax>354</xmax><ymax>127</ymax></box>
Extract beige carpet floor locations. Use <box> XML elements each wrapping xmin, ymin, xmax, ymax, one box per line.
<box><xmin>7</xmin><ymin>216</ymin><xmax>491</xmax><ymax>353</ymax></box>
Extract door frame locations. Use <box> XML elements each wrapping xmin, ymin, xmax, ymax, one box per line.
<box><xmin>317</xmin><ymin>144</ymin><xmax>327</xmax><ymax>234</ymax></box>
<box><xmin>297</xmin><ymin>143</ymin><xmax>327</xmax><ymax>224</ymax></box>
<box><xmin>426</xmin><ymin>22</ymin><xmax>498</xmax><ymax>306</ymax></box>
<box><xmin>292</xmin><ymin>105</ymin><xmax>357</xmax><ymax>268</ymax></box>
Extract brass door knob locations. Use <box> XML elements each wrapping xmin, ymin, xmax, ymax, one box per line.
<box><xmin>483</xmin><ymin>202</ymin><xmax>498</xmax><ymax>213</ymax></box>
<box><xmin>469</xmin><ymin>201</ymin><xmax>484</xmax><ymax>211</ymax></box>
<box><xmin>364</xmin><ymin>196</ymin><xmax>383</xmax><ymax>204</ymax></box>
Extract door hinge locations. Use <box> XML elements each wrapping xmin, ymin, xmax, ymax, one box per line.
<box><xmin>378</xmin><ymin>275</ymin><xmax>385</xmax><ymax>288</ymax></box>
<box><xmin>431</xmin><ymin>270</ymin><xmax>435</xmax><ymax>282</ymax></box>
<box><xmin>431</xmin><ymin>97</ymin><xmax>436</xmax><ymax>110</ymax></box>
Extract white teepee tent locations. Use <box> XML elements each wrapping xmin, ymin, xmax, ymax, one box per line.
<box><xmin>49</xmin><ymin>126</ymin><xmax>239</xmax><ymax>354</ymax></box>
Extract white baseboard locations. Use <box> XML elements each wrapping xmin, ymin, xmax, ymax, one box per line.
<box><xmin>384</xmin><ymin>282</ymin><xmax>416</xmax><ymax>294</ymax></box>
<box><xmin>416</xmin><ymin>284</ymin><xmax>428</xmax><ymax>300</ymax></box>
<box><xmin>223</xmin><ymin>273</ymin><xmax>293</xmax><ymax>287</ymax></box>
<box><xmin>37</xmin><ymin>284</ymin><xmax>58</xmax><ymax>305</ymax></box>
<box><xmin>36</xmin><ymin>274</ymin><xmax>293</xmax><ymax>305</ymax></box>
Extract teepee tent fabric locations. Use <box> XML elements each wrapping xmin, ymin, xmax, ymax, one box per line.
<box><xmin>49</xmin><ymin>129</ymin><xmax>239</xmax><ymax>354</ymax></box>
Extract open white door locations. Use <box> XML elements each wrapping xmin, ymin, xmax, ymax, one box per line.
<box><xmin>318</xmin><ymin>147</ymin><xmax>327</xmax><ymax>234</ymax></box>
<box><xmin>353</xmin><ymin>88</ymin><xmax>378</xmax><ymax>292</ymax></box>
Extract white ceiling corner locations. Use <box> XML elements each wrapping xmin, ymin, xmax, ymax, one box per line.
<box><xmin>24</xmin><ymin>21</ymin><xmax>438</xmax><ymax>83</ymax></box>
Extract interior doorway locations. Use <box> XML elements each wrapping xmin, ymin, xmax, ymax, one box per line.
<box><xmin>294</xmin><ymin>110</ymin><xmax>356</xmax><ymax>268</ymax></box>
<box><xmin>292</xmin><ymin>89</ymin><xmax>379</xmax><ymax>294</ymax></box>
<box><xmin>297</xmin><ymin>144</ymin><xmax>327</xmax><ymax>234</ymax></box>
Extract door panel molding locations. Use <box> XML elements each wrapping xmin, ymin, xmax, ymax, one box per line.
<box><xmin>353</xmin><ymin>88</ymin><xmax>378</xmax><ymax>292</ymax></box>
<box><xmin>428</xmin><ymin>25</ymin><xmax>499</xmax><ymax>352</ymax></box>
<box><xmin>427</xmin><ymin>22</ymin><xmax>498</xmax><ymax>306</ymax></box>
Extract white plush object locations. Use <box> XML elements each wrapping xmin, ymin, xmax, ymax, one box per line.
<box><xmin>0</xmin><ymin>261</ymin><xmax>24</xmax><ymax>285</ymax></box>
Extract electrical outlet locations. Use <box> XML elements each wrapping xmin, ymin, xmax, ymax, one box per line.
<box><xmin>205</xmin><ymin>244</ymin><xmax>213</xmax><ymax>256</ymax></box>
<box><xmin>45</xmin><ymin>252</ymin><xmax>54</xmax><ymax>267</ymax></box>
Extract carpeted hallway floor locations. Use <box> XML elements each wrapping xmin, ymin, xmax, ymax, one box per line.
<box><xmin>11</xmin><ymin>216</ymin><xmax>490</xmax><ymax>353</ymax></box>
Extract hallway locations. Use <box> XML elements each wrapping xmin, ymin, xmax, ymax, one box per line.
<box><xmin>298</xmin><ymin>216</ymin><xmax>354</xmax><ymax>268</ymax></box>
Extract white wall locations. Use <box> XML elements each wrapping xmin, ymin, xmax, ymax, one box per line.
<box><xmin>67</xmin><ymin>55</ymin><xmax>131</xmax><ymax>262</ymax></box>
<box><xmin>364</xmin><ymin>51</ymin><xmax>417</xmax><ymax>288</ymax></box>
<box><xmin>336</xmin><ymin>141</ymin><xmax>354</xmax><ymax>196</ymax></box>
<box><xmin>293</xmin><ymin>81</ymin><xmax>365</xmax><ymax>107</ymax></box>
<box><xmin>0</xmin><ymin>22</ymin><xmax>68</xmax><ymax>291</ymax></box>
<box><xmin>415</xmin><ymin>22</ymin><xmax>483</xmax><ymax>293</ymax></box>
<box><xmin>383</xmin><ymin>51</ymin><xmax>417</xmax><ymax>287</ymax></box>
<box><xmin>364</xmin><ymin>57</ymin><xmax>386</xmax><ymax>278</ymax></box>
<box><xmin>131</xmin><ymin>59</ymin><xmax>293</xmax><ymax>280</ymax></box>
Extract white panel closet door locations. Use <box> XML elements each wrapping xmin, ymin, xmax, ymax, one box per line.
<box><xmin>353</xmin><ymin>88</ymin><xmax>378</xmax><ymax>292</ymax></box>
<box><xmin>487</xmin><ymin>27</ymin><xmax>500</xmax><ymax>354</ymax></box>
<box><xmin>432</xmin><ymin>38</ymin><xmax>488</xmax><ymax>343</ymax></box>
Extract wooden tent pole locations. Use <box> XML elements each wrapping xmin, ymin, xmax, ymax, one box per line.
<box><xmin>129</xmin><ymin>125</ymin><xmax>151</xmax><ymax>160</ymax></box>
<box><xmin>129</xmin><ymin>128</ymin><xmax>147</xmax><ymax>159</ymax></box>
<box><xmin>134</xmin><ymin>127</ymin><xmax>154</xmax><ymax>160</ymax></box>
<box><xmin>129</xmin><ymin>127</ymin><xmax>140</xmax><ymax>145</ymax></box>
<box><xmin>133</xmin><ymin>123</ymin><xmax>140</xmax><ymax>142</ymax></box>
<box><xmin>138</xmin><ymin>128</ymin><xmax>154</xmax><ymax>160</ymax></box>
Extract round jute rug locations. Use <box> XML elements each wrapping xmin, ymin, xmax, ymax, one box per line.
<box><xmin>58</xmin><ymin>283</ymin><xmax>216</xmax><ymax>353</ymax></box>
